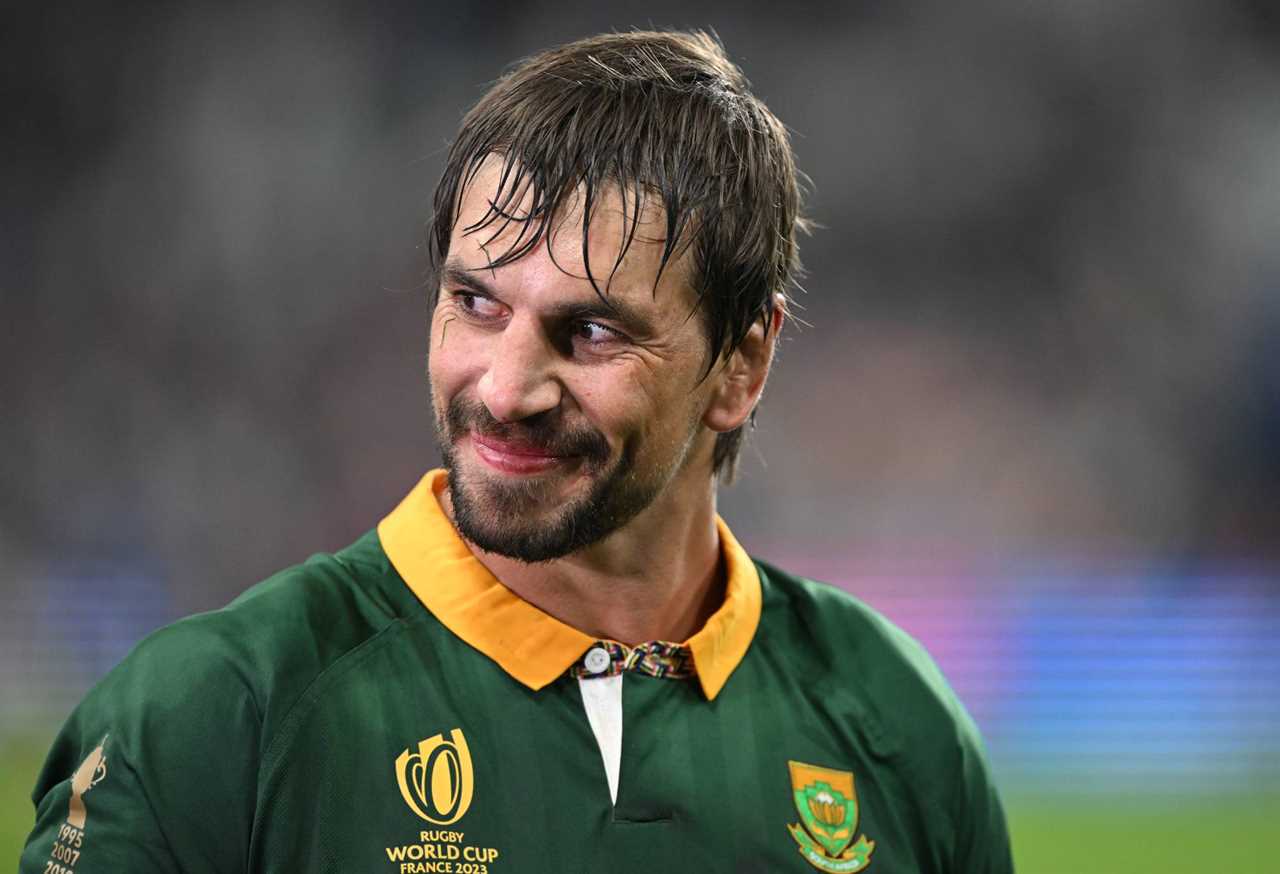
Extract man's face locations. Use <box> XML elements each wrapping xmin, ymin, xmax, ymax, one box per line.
<box><xmin>428</xmin><ymin>157</ymin><xmax>721</xmax><ymax>562</ymax></box>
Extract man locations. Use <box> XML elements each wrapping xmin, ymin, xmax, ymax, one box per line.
<box><xmin>22</xmin><ymin>31</ymin><xmax>1012</xmax><ymax>873</ymax></box>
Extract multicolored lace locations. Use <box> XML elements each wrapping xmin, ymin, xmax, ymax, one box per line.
<box><xmin>568</xmin><ymin>640</ymin><xmax>695</xmax><ymax>680</ymax></box>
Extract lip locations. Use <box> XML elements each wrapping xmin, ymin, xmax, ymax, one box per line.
<box><xmin>469</xmin><ymin>433</ymin><xmax>571</xmax><ymax>475</ymax></box>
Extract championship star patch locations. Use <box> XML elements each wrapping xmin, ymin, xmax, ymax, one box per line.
<box><xmin>786</xmin><ymin>760</ymin><xmax>876</xmax><ymax>873</ymax></box>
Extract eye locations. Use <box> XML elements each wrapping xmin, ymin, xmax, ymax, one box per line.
<box><xmin>450</xmin><ymin>290</ymin><xmax>505</xmax><ymax>320</ymax></box>
<box><xmin>572</xmin><ymin>320</ymin><xmax>624</xmax><ymax>346</ymax></box>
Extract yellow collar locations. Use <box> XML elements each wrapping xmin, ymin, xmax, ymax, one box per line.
<box><xmin>377</xmin><ymin>469</ymin><xmax>761</xmax><ymax>700</ymax></box>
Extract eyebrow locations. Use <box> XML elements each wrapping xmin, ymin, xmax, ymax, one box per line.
<box><xmin>441</xmin><ymin>261</ymin><xmax>655</xmax><ymax>334</ymax></box>
<box><xmin>441</xmin><ymin>263</ymin><xmax>499</xmax><ymax>298</ymax></box>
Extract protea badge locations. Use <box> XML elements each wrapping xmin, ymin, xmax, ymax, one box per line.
<box><xmin>786</xmin><ymin>760</ymin><xmax>876</xmax><ymax>872</ymax></box>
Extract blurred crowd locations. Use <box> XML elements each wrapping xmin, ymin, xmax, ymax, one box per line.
<box><xmin>4</xmin><ymin>0</ymin><xmax>1279</xmax><ymax>618</ymax></box>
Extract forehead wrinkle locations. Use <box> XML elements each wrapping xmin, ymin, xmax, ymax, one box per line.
<box><xmin>450</xmin><ymin>159</ymin><xmax>699</xmax><ymax>320</ymax></box>
<box><xmin>560</xmin><ymin>190</ymin><xmax>674</xmax><ymax>285</ymax></box>
<box><xmin>454</xmin><ymin>155</ymin><xmax>543</xmax><ymax>256</ymax></box>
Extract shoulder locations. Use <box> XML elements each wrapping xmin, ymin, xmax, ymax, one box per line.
<box><xmin>23</xmin><ymin>535</ymin><xmax>412</xmax><ymax>869</ymax></box>
<box><xmin>752</xmin><ymin>559</ymin><xmax>1011</xmax><ymax>868</ymax></box>
<box><xmin>753</xmin><ymin>558</ymin><xmax>985</xmax><ymax>763</ymax></box>
<box><xmin>69</xmin><ymin>530</ymin><xmax>411</xmax><ymax>751</ymax></box>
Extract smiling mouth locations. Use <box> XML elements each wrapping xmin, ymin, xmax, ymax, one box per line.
<box><xmin>469</xmin><ymin>433</ymin><xmax>575</xmax><ymax>475</ymax></box>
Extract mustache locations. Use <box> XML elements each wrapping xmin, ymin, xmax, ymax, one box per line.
<box><xmin>444</xmin><ymin>398</ymin><xmax>611</xmax><ymax>462</ymax></box>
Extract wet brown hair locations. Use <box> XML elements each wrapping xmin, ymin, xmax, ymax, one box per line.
<box><xmin>428</xmin><ymin>30</ymin><xmax>808</xmax><ymax>481</ymax></box>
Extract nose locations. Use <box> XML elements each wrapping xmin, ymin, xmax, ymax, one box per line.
<box><xmin>477</xmin><ymin>317</ymin><xmax>563</xmax><ymax>423</ymax></box>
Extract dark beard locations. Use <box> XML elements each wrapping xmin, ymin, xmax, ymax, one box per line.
<box><xmin>436</xmin><ymin>397</ymin><xmax>664</xmax><ymax>563</ymax></box>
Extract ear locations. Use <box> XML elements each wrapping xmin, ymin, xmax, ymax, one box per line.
<box><xmin>703</xmin><ymin>294</ymin><xmax>786</xmax><ymax>433</ymax></box>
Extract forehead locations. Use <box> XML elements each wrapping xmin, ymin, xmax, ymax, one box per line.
<box><xmin>448</xmin><ymin>155</ymin><xmax>695</xmax><ymax>310</ymax></box>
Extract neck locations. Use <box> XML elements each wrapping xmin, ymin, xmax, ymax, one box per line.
<box><xmin>440</xmin><ymin>472</ymin><xmax>725</xmax><ymax>646</ymax></box>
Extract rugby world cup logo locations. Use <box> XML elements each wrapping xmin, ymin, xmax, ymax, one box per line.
<box><xmin>394</xmin><ymin>728</ymin><xmax>474</xmax><ymax>825</ymax></box>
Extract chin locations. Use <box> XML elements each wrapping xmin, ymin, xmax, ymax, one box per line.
<box><xmin>444</xmin><ymin>445</ymin><xmax>661</xmax><ymax>564</ymax></box>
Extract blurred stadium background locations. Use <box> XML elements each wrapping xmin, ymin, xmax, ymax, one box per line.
<box><xmin>3</xmin><ymin>1</ymin><xmax>1278</xmax><ymax>870</ymax></box>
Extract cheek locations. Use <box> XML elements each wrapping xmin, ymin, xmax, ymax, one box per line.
<box><xmin>561</xmin><ymin>370</ymin><xmax>641</xmax><ymax>443</ymax></box>
<box><xmin>427</xmin><ymin>311</ymin><xmax>479</xmax><ymax>395</ymax></box>
<box><xmin>428</xmin><ymin>306</ymin><xmax>453</xmax><ymax>358</ymax></box>
<box><xmin>570</xmin><ymin>367</ymin><xmax>695</xmax><ymax>453</ymax></box>
<box><xmin>426</xmin><ymin>339</ymin><xmax>450</xmax><ymax>397</ymax></box>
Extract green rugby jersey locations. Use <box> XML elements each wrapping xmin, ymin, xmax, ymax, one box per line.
<box><xmin>22</xmin><ymin>471</ymin><xmax>1012</xmax><ymax>873</ymax></box>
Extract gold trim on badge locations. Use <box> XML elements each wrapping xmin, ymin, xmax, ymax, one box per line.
<box><xmin>395</xmin><ymin>728</ymin><xmax>475</xmax><ymax>825</ymax></box>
